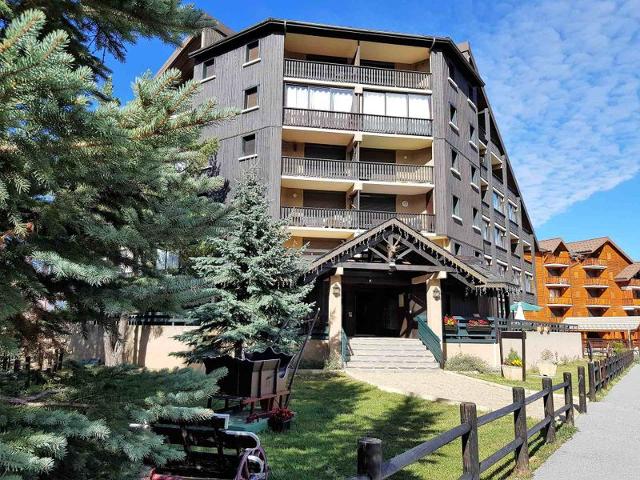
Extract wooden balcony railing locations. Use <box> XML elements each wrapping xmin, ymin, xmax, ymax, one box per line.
<box><xmin>585</xmin><ymin>297</ymin><xmax>612</xmax><ymax>306</ymax></box>
<box><xmin>283</xmin><ymin>108</ymin><xmax>433</xmax><ymax>136</ymax></box>
<box><xmin>280</xmin><ymin>207</ymin><xmax>436</xmax><ymax>232</ymax></box>
<box><xmin>584</xmin><ymin>278</ymin><xmax>609</xmax><ymax>288</ymax></box>
<box><xmin>281</xmin><ymin>157</ymin><xmax>434</xmax><ymax>184</ymax></box>
<box><xmin>284</xmin><ymin>58</ymin><xmax>431</xmax><ymax>90</ymax></box>
<box><xmin>582</xmin><ymin>258</ymin><xmax>607</xmax><ymax>268</ymax></box>
<box><xmin>629</xmin><ymin>279</ymin><xmax>640</xmax><ymax>288</ymax></box>
<box><xmin>547</xmin><ymin>294</ymin><xmax>573</xmax><ymax>305</ymax></box>
<box><xmin>544</xmin><ymin>255</ymin><xmax>570</xmax><ymax>266</ymax></box>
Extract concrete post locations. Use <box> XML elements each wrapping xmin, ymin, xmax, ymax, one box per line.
<box><xmin>328</xmin><ymin>273</ymin><xmax>343</xmax><ymax>356</ymax></box>
<box><xmin>426</xmin><ymin>277</ymin><xmax>443</xmax><ymax>343</ymax></box>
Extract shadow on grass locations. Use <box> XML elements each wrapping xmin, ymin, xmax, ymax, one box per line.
<box><xmin>262</xmin><ymin>374</ymin><xmax>445</xmax><ymax>480</ymax></box>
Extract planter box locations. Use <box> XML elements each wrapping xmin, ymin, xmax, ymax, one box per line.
<box><xmin>538</xmin><ymin>361</ymin><xmax>557</xmax><ymax>378</ymax></box>
<box><xmin>502</xmin><ymin>365</ymin><xmax>523</xmax><ymax>381</ymax></box>
<box><xmin>444</xmin><ymin>324</ymin><xmax>458</xmax><ymax>333</ymax></box>
<box><xmin>466</xmin><ymin>325</ymin><xmax>492</xmax><ymax>334</ymax></box>
<box><xmin>268</xmin><ymin>418</ymin><xmax>292</xmax><ymax>433</ymax></box>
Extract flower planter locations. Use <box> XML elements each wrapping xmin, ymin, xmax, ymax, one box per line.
<box><xmin>538</xmin><ymin>361</ymin><xmax>557</xmax><ymax>377</ymax></box>
<box><xmin>268</xmin><ymin>418</ymin><xmax>292</xmax><ymax>433</ymax></box>
<box><xmin>502</xmin><ymin>364</ymin><xmax>523</xmax><ymax>381</ymax></box>
<box><xmin>466</xmin><ymin>325</ymin><xmax>492</xmax><ymax>334</ymax></box>
<box><xmin>444</xmin><ymin>324</ymin><xmax>458</xmax><ymax>333</ymax></box>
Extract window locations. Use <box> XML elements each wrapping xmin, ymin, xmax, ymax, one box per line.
<box><xmin>242</xmin><ymin>134</ymin><xmax>256</xmax><ymax>157</ymax></box>
<box><xmin>497</xmin><ymin>262</ymin><xmax>508</xmax><ymax>277</ymax></box>
<box><xmin>244</xmin><ymin>86</ymin><xmax>258</xmax><ymax>110</ymax></box>
<box><xmin>202</xmin><ymin>58</ymin><xmax>215</xmax><ymax>79</ymax></box>
<box><xmin>508</xmin><ymin>202</ymin><xmax>518</xmax><ymax>223</ymax></box>
<box><xmin>524</xmin><ymin>274</ymin><xmax>533</xmax><ymax>293</ymax></box>
<box><xmin>452</xmin><ymin>195</ymin><xmax>460</xmax><ymax>218</ymax></box>
<box><xmin>482</xmin><ymin>218</ymin><xmax>491</xmax><ymax>241</ymax></box>
<box><xmin>469</xmin><ymin>124</ymin><xmax>476</xmax><ymax>144</ymax></box>
<box><xmin>447</xmin><ymin>61</ymin><xmax>456</xmax><ymax>83</ymax></box>
<box><xmin>472</xmin><ymin>208</ymin><xmax>481</xmax><ymax>230</ymax></box>
<box><xmin>449</xmin><ymin>105</ymin><xmax>458</xmax><ymax>126</ymax></box>
<box><xmin>453</xmin><ymin>243</ymin><xmax>461</xmax><ymax>255</ymax></box>
<box><xmin>513</xmin><ymin>269</ymin><xmax>522</xmax><ymax>288</ymax></box>
<box><xmin>246</xmin><ymin>40</ymin><xmax>260</xmax><ymax>62</ymax></box>
<box><xmin>285</xmin><ymin>84</ymin><xmax>352</xmax><ymax>112</ymax></box>
<box><xmin>451</xmin><ymin>149</ymin><xmax>459</xmax><ymax>172</ymax></box>
<box><xmin>156</xmin><ymin>249</ymin><xmax>179</xmax><ymax>271</ymax></box>
<box><xmin>493</xmin><ymin>190</ymin><xmax>504</xmax><ymax>213</ymax></box>
<box><xmin>471</xmin><ymin>165</ymin><xmax>479</xmax><ymax>186</ymax></box>
<box><xmin>484</xmin><ymin>255</ymin><xmax>492</xmax><ymax>267</ymax></box>
<box><xmin>360</xmin><ymin>193</ymin><xmax>396</xmax><ymax>212</ymax></box>
<box><xmin>363</xmin><ymin>91</ymin><xmax>431</xmax><ymax>119</ymax></box>
<box><xmin>494</xmin><ymin>226</ymin><xmax>506</xmax><ymax>248</ymax></box>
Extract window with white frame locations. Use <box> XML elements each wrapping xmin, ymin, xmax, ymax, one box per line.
<box><xmin>494</xmin><ymin>225</ymin><xmax>506</xmax><ymax>248</ymax></box>
<box><xmin>246</xmin><ymin>40</ymin><xmax>260</xmax><ymax>62</ymax></box>
<box><xmin>451</xmin><ymin>149</ymin><xmax>459</xmax><ymax>172</ymax></box>
<box><xmin>471</xmin><ymin>165</ymin><xmax>479</xmax><ymax>186</ymax></box>
<box><xmin>482</xmin><ymin>217</ymin><xmax>491</xmax><ymax>241</ymax></box>
<box><xmin>493</xmin><ymin>190</ymin><xmax>505</xmax><ymax>213</ymax></box>
<box><xmin>484</xmin><ymin>255</ymin><xmax>492</xmax><ymax>267</ymax></box>
<box><xmin>497</xmin><ymin>261</ymin><xmax>508</xmax><ymax>277</ymax></box>
<box><xmin>524</xmin><ymin>273</ymin><xmax>533</xmax><ymax>293</ymax></box>
<box><xmin>202</xmin><ymin>58</ymin><xmax>215</xmax><ymax>79</ymax></box>
<box><xmin>285</xmin><ymin>84</ymin><xmax>353</xmax><ymax>112</ymax></box>
<box><xmin>244</xmin><ymin>86</ymin><xmax>258</xmax><ymax>109</ymax></box>
<box><xmin>242</xmin><ymin>134</ymin><xmax>256</xmax><ymax>157</ymax></box>
<box><xmin>472</xmin><ymin>207</ymin><xmax>480</xmax><ymax>230</ymax></box>
<box><xmin>449</xmin><ymin>104</ymin><xmax>458</xmax><ymax>126</ymax></box>
<box><xmin>452</xmin><ymin>195</ymin><xmax>461</xmax><ymax>218</ymax></box>
<box><xmin>508</xmin><ymin>202</ymin><xmax>518</xmax><ymax>223</ymax></box>
<box><xmin>469</xmin><ymin>124</ymin><xmax>477</xmax><ymax>144</ymax></box>
<box><xmin>363</xmin><ymin>91</ymin><xmax>431</xmax><ymax>118</ymax></box>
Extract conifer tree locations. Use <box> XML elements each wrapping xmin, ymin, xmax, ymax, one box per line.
<box><xmin>178</xmin><ymin>172</ymin><xmax>314</xmax><ymax>361</ymax></box>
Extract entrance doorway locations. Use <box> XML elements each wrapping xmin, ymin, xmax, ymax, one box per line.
<box><xmin>346</xmin><ymin>287</ymin><xmax>402</xmax><ymax>337</ymax></box>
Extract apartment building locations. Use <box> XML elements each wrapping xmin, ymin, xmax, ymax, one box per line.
<box><xmin>527</xmin><ymin>237</ymin><xmax>640</xmax><ymax>346</ymax></box>
<box><xmin>162</xmin><ymin>19</ymin><xmax>538</xmax><ymax>360</ymax></box>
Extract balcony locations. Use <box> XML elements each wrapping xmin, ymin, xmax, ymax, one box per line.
<box><xmin>281</xmin><ymin>207</ymin><xmax>435</xmax><ymax>233</ymax></box>
<box><xmin>621</xmin><ymin>294</ymin><xmax>640</xmax><ymax>311</ymax></box>
<box><xmin>544</xmin><ymin>255</ymin><xmax>570</xmax><ymax>268</ymax></box>
<box><xmin>284</xmin><ymin>58</ymin><xmax>431</xmax><ymax>90</ymax></box>
<box><xmin>283</xmin><ymin>108</ymin><xmax>433</xmax><ymax>137</ymax></box>
<box><xmin>546</xmin><ymin>276</ymin><xmax>570</xmax><ymax>287</ymax></box>
<box><xmin>582</xmin><ymin>258</ymin><xmax>607</xmax><ymax>270</ymax></box>
<box><xmin>584</xmin><ymin>278</ymin><xmax>609</xmax><ymax>289</ymax></box>
<box><xmin>281</xmin><ymin>157</ymin><xmax>434</xmax><ymax>186</ymax></box>
<box><xmin>627</xmin><ymin>278</ymin><xmax>640</xmax><ymax>289</ymax></box>
<box><xmin>547</xmin><ymin>295</ymin><xmax>573</xmax><ymax>308</ymax></box>
<box><xmin>585</xmin><ymin>297</ymin><xmax>611</xmax><ymax>308</ymax></box>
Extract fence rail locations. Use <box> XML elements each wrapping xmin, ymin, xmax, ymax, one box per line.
<box><xmin>352</xmin><ymin>349</ymin><xmax>635</xmax><ymax>479</ymax></box>
<box><xmin>283</xmin><ymin>108</ymin><xmax>433</xmax><ymax>136</ymax></box>
<box><xmin>284</xmin><ymin>58</ymin><xmax>431</xmax><ymax>90</ymax></box>
<box><xmin>351</xmin><ymin>376</ymin><xmax>576</xmax><ymax>479</ymax></box>
<box><xmin>281</xmin><ymin>207</ymin><xmax>436</xmax><ymax>232</ymax></box>
<box><xmin>281</xmin><ymin>157</ymin><xmax>434</xmax><ymax>184</ymax></box>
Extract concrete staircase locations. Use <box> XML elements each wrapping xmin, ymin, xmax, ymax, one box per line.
<box><xmin>345</xmin><ymin>337</ymin><xmax>440</xmax><ymax>370</ymax></box>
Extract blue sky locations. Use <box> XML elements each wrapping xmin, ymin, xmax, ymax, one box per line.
<box><xmin>107</xmin><ymin>0</ymin><xmax>640</xmax><ymax>258</ymax></box>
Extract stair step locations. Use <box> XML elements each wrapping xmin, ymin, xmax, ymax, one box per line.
<box><xmin>346</xmin><ymin>361</ymin><xmax>440</xmax><ymax>370</ymax></box>
<box><xmin>349</xmin><ymin>354</ymin><xmax>435</xmax><ymax>361</ymax></box>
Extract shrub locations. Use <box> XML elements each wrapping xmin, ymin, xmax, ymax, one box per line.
<box><xmin>445</xmin><ymin>353</ymin><xmax>490</xmax><ymax>373</ymax></box>
<box><xmin>611</xmin><ymin>341</ymin><xmax>626</xmax><ymax>353</ymax></box>
<box><xmin>504</xmin><ymin>348</ymin><xmax>523</xmax><ymax>367</ymax></box>
<box><xmin>540</xmin><ymin>349</ymin><xmax>557</xmax><ymax>363</ymax></box>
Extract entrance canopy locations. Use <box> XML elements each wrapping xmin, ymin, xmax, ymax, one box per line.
<box><xmin>304</xmin><ymin>218</ymin><xmax>519</xmax><ymax>294</ymax></box>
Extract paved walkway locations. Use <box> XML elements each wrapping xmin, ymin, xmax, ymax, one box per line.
<box><xmin>534</xmin><ymin>364</ymin><xmax>640</xmax><ymax>479</ymax></box>
<box><xmin>345</xmin><ymin>368</ymin><xmax>548</xmax><ymax>418</ymax></box>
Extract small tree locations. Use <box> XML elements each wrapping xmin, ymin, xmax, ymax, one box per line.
<box><xmin>178</xmin><ymin>171</ymin><xmax>313</xmax><ymax>361</ymax></box>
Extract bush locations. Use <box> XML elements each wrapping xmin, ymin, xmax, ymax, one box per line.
<box><xmin>504</xmin><ymin>348</ymin><xmax>523</xmax><ymax>367</ymax></box>
<box><xmin>611</xmin><ymin>341</ymin><xmax>626</xmax><ymax>354</ymax></box>
<box><xmin>445</xmin><ymin>353</ymin><xmax>490</xmax><ymax>373</ymax></box>
<box><xmin>540</xmin><ymin>348</ymin><xmax>557</xmax><ymax>363</ymax></box>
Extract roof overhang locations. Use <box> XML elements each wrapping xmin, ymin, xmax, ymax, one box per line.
<box><xmin>189</xmin><ymin>18</ymin><xmax>484</xmax><ymax>86</ymax></box>
<box><xmin>565</xmin><ymin>316</ymin><xmax>640</xmax><ymax>332</ymax></box>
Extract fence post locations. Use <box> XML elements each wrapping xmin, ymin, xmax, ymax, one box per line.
<box><xmin>588</xmin><ymin>362</ymin><xmax>596</xmax><ymax>401</ymax></box>
<box><xmin>512</xmin><ymin>387</ymin><xmax>529</xmax><ymax>473</ymax></box>
<box><xmin>460</xmin><ymin>402</ymin><xmax>480</xmax><ymax>480</ymax></box>
<box><xmin>542</xmin><ymin>377</ymin><xmax>556</xmax><ymax>443</ymax></box>
<box><xmin>357</xmin><ymin>437</ymin><xmax>382</xmax><ymax>480</ymax></box>
<box><xmin>577</xmin><ymin>366</ymin><xmax>587</xmax><ymax>414</ymax></box>
<box><xmin>25</xmin><ymin>355</ymin><xmax>31</xmax><ymax>387</ymax></box>
<box><xmin>13</xmin><ymin>357</ymin><xmax>20</xmax><ymax>373</ymax></box>
<box><xmin>57</xmin><ymin>350</ymin><xmax>64</xmax><ymax>371</ymax></box>
<box><xmin>563</xmin><ymin>372</ymin><xmax>574</xmax><ymax>427</ymax></box>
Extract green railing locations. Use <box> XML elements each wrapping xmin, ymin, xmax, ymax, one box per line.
<box><xmin>341</xmin><ymin>329</ymin><xmax>351</xmax><ymax>366</ymax></box>
<box><xmin>416</xmin><ymin>315</ymin><xmax>443</xmax><ymax>368</ymax></box>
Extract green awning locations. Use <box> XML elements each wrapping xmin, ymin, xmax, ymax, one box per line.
<box><xmin>510</xmin><ymin>301</ymin><xmax>542</xmax><ymax>312</ymax></box>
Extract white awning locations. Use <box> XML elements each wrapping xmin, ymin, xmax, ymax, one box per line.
<box><xmin>565</xmin><ymin>316</ymin><xmax>640</xmax><ymax>332</ymax></box>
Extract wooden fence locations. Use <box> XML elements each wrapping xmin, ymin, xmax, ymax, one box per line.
<box><xmin>1</xmin><ymin>350</ymin><xmax>65</xmax><ymax>386</ymax></box>
<box><xmin>351</xmin><ymin>349</ymin><xmax>635</xmax><ymax>480</ymax></box>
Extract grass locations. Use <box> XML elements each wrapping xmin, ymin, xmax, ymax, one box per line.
<box><xmin>260</xmin><ymin>373</ymin><xmax>575</xmax><ymax>479</ymax></box>
<box><xmin>464</xmin><ymin>360</ymin><xmax>589</xmax><ymax>392</ymax></box>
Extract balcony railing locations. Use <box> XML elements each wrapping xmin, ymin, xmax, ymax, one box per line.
<box><xmin>283</xmin><ymin>108</ymin><xmax>433</xmax><ymax>136</ymax></box>
<box><xmin>629</xmin><ymin>279</ymin><xmax>640</xmax><ymax>288</ymax></box>
<box><xmin>547</xmin><ymin>295</ymin><xmax>573</xmax><ymax>306</ymax></box>
<box><xmin>585</xmin><ymin>297</ymin><xmax>612</xmax><ymax>307</ymax></box>
<box><xmin>284</xmin><ymin>58</ymin><xmax>431</xmax><ymax>90</ymax></box>
<box><xmin>582</xmin><ymin>258</ymin><xmax>607</xmax><ymax>269</ymax></box>
<box><xmin>544</xmin><ymin>255</ymin><xmax>570</xmax><ymax>267</ymax></box>
<box><xmin>281</xmin><ymin>157</ymin><xmax>434</xmax><ymax>184</ymax></box>
<box><xmin>280</xmin><ymin>207</ymin><xmax>436</xmax><ymax>232</ymax></box>
<box><xmin>546</xmin><ymin>276</ymin><xmax>569</xmax><ymax>286</ymax></box>
<box><xmin>584</xmin><ymin>278</ymin><xmax>609</xmax><ymax>288</ymax></box>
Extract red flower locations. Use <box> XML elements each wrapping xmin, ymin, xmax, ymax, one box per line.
<box><xmin>467</xmin><ymin>319</ymin><xmax>490</xmax><ymax>327</ymax></box>
<box><xmin>270</xmin><ymin>407</ymin><xmax>295</xmax><ymax>421</ymax></box>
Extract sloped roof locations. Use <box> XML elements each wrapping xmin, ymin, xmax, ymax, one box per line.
<box><xmin>565</xmin><ymin>237</ymin><xmax>633</xmax><ymax>263</ymax></box>
<box><xmin>565</xmin><ymin>317</ymin><xmax>640</xmax><ymax>332</ymax></box>
<box><xmin>616</xmin><ymin>263</ymin><xmax>640</xmax><ymax>282</ymax></box>
<box><xmin>538</xmin><ymin>238</ymin><xmax>566</xmax><ymax>253</ymax></box>
<box><xmin>304</xmin><ymin>218</ymin><xmax>518</xmax><ymax>291</ymax></box>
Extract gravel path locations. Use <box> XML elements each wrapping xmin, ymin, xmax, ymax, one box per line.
<box><xmin>534</xmin><ymin>363</ymin><xmax>640</xmax><ymax>479</ymax></box>
<box><xmin>345</xmin><ymin>368</ymin><xmax>549</xmax><ymax>418</ymax></box>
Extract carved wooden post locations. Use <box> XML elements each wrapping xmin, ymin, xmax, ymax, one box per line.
<box><xmin>563</xmin><ymin>372</ymin><xmax>574</xmax><ymax>426</ymax></box>
<box><xmin>512</xmin><ymin>387</ymin><xmax>529</xmax><ymax>473</ymax></box>
<box><xmin>542</xmin><ymin>377</ymin><xmax>556</xmax><ymax>443</ymax></box>
<box><xmin>357</xmin><ymin>437</ymin><xmax>382</xmax><ymax>480</ymax></box>
<box><xmin>577</xmin><ymin>366</ymin><xmax>587</xmax><ymax>414</ymax></box>
<box><xmin>460</xmin><ymin>402</ymin><xmax>480</xmax><ymax>480</ymax></box>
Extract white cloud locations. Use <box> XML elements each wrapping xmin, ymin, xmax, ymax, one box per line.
<box><xmin>472</xmin><ymin>0</ymin><xmax>640</xmax><ymax>226</ymax></box>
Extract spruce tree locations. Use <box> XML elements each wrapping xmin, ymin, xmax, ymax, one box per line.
<box><xmin>178</xmin><ymin>172</ymin><xmax>314</xmax><ymax>361</ymax></box>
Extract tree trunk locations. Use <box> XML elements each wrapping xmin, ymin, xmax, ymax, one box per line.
<box><xmin>103</xmin><ymin>315</ymin><xmax>129</xmax><ymax>366</ymax></box>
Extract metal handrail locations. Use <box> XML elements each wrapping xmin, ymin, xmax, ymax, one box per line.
<box><xmin>416</xmin><ymin>316</ymin><xmax>443</xmax><ymax>367</ymax></box>
<box><xmin>341</xmin><ymin>329</ymin><xmax>351</xmax><ymax>366</ymax></box>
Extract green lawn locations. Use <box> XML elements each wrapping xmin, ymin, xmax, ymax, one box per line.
<box><xmin>260</xmin><ymin>373</ymin><xmax>574</xmax><ymax>480</ymax></box>
<box><xmin>465</xmin><ymin>360</ymin><xmax>589</xmax><ymax>392</ymax></box>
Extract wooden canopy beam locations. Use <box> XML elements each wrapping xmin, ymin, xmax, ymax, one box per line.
<box><xmin>336</xmin><ymin>262</ymin><xmax>455</xmax><ymax>272</ymax></box>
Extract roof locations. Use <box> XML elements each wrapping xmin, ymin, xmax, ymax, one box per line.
<box><xmin>565</xmin><ymin>237</ymin><xmax>634</xmax><ymax>263</ymax></box>
<box><xmin>538</xmin><ymin>238</ymin><xmax>565</xmax><ymax>253</ymax></box>
<box><xmin>565</xmin><ymin>317</ymin><xmax>640</xmax><ymax>332</ymax></box>
<box><xmin>304</xmin><ymin>218</ymin><xmax>518</xmax><ymax>291</ymax></box>
<box><xmin>188</xmin><ymin>18</ymin><xmax>485</xmax><ymax>86</ymax></box>
<box><xmin>616</xmin><ymin>263</ymin><xmax>640</xmax><ymax>282</ymax></box>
